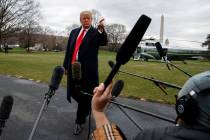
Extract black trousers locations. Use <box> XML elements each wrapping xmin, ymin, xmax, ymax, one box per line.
<box><xmin>71</xmin><ymin>88</ymin><xmax>92</xmax><ymax>124</ymax></box>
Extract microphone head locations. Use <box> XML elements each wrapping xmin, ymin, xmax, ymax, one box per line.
<box><xmin>155</xmin><ymin>42</ymin><xmax>164</xmax><ymax>57</ymax></box>
<box><xmin>49</xmin><ymin>66</ymin><xmax>64</xmax><ymax>90</ymax></box>
<box><xmin>116</xmin><ymin>15</ymin><xmax>151</xmax><ymax>65</ymax></box>
<box><xmin>111</xmin><ymin>80</ymin><xmax>124</xmax><ymax>97</ymax></box>
<box><xmin>0</xmin><ymin>96</ymin><xmax>14</xmax><ymax>120</ymax></box>
<box><xmin>108</xmin><ymin>60</ymin><xmax>115</xmax><ymax>69</ymax></box>
<box><xmin>72</xmin><ymin>62</ymin><xmax>81</xmax><ymax>81</ymax></box>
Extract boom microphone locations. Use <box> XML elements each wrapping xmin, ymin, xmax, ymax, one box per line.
<box><xmin>108</xmin><ymin>60</ymin><xmax>115</xmax><ymax>68</ymax></box>
<box><xmin>116</xmin><ymin>15</ymin><xmax>151</xmax><ymax>64</ymax></box>
<box><xmin>108</xmin><ymin>60</ymin><xmax>181</xmax><ymax>90</ymax></box>
<box><xmin>155</xmin><ymin>42</ymin><xmax>164</xmax><ymax>58</ymax></box>
<box><xmin>155</xmin><ymin>42</ymin><xmax>192</xmax><ymax>77</ymax></box>
<box><xmin>0</xmin><ymin>96</ymin><xmax>14</xmax><ymax>135</ymax></box>
<box><xmin>104</xmin><ymin>15</ymin><xmax>151</xmax><ymax>88</ymax></box>
<box><xmin>111</xmin><ymin>80</ymin><xmax>124</xmax><ymax>97</ymax></box>
<box><xmin>49</xmin><ymin>66</ymin><xmax>65</xmax><ymax>90</ymax></box>
<box><xmin>155</xmin><ymin>42</ymin><xmax>171</xmax><ymax>70</ymax></box>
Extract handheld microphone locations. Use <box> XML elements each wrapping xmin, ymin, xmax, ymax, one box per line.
<box><xmin>108</xmin><ymin>60</ymin><xmax>115</xmax><ymax>69</ymax></box>
<box><xmin>72</xmin><ymin>62</ymin><xmax>82</xmax><ymax>91</ymax></box>
<box><xmin>111</xmin><ymin>80</ymin><xmax>124</xmax><ymax>97</ymax></box>
<box><xmin>104</xmin><ymin>15</ymin><xmax>151</xmax><ymax>88</ymax></box>
<box><xmin>49</xmin><ymin>66</ymin><xmax>65</xmax><ymax>91</ymax></box>
<box><xmin>0</xmin><ymin>96</ymin><xmax>14</xmax><ymax>135</ymax></box>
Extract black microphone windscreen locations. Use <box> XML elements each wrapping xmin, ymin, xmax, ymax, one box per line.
<box><xmin>49</xmin><ymin>66</ymin><xmax>64</xmax><ymax>90</ymax></box>
<box><xmin>108</xmin><ymin>60</ymin><xmax>115</xmax><ymax>69</ymax></box>
<box><xmin>155</xmin><ymin>42</ymin><xmax>164</xmax><ymax>57</ymax></box>
<box><xmin>0</xmin><ymin>96</ymin><xmax>13</xmax><ymax>120</ymax></box>
<box><xmin>116</xmin><ymin>15</ymin><xmax>151</xmax><ymax>64</ymax></box>
<box><xmin>111</xmin><ymin>80</ymin><xmax>124</xmax><ymax>97</ymax></box>
<box><xmin>72</xmin><ymin>62</ymin><xmax>81</xmax><ymax>81</ymax></box>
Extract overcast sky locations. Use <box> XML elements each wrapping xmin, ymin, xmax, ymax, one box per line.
<box><xmin>37</xmin><ymin>0</ymin><xmax>210</xmax><ymax>48</ymax></box>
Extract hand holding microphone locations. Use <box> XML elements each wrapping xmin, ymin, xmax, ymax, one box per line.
<box><xmin>92</xmin><ymin>83</ymin><xmax>113</xmax><ymax>113</ymax></box>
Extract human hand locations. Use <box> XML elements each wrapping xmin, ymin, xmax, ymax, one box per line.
<box><xmin>92</xmin><ymin>83</ymin><xmax>113</xmax><ymax>113</ymax></box>
<box><xmin>97</xmin><ymin>18</ymin><xmax>105</xmax><ymax>32</ymax></box>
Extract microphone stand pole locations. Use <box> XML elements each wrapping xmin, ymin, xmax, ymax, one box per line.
<box><xmin>114</xmin><ymin>103</ymin><xmax>144</xmax><ymax>131</ymax></box>
<box><xmin>82</xmin><ymin>92</ymin><xmax>175</xmax><ymax>124</ymax></box>
<box><xmin>166</xmin><ymin>60</ymin><xmax>192</xmax><ymax>77</ymax></box>
<box><xmin>28</xmin><ymin>89</ymin><xmax>55</xmax><ymax>140</ymax></box>
<box><xmin>118</xmin><ymin>69</ymin><xmax>182</xmax><ymax>90</ymax></box>
<box><xmin>110</xmin><ymin>100</ymin><xmax>175</xmax><ymax>123</ymax></box>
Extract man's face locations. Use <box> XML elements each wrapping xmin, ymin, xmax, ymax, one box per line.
<box><xmin>80</xmin><ymin>14</ymin><xmax>92</xmax><ymax>29</ymax></box>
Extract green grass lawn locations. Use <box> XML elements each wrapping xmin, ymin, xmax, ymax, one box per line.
<box><xmin>0</xmin><ymin>49</ymin><xmax>210</xmax><ymax>104</ymax></box>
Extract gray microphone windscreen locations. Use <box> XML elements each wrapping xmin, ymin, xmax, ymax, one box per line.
<box><xmin>0</xmin><ymin>96</ymin><xmax>13</xmax><ymax>120</ymax></box>
<box><xmin>49</xmin><ymin>66</ymin><xmax>64</xmax><ymax>90</ymax></box>
<box><xmin>72</xmin><ymin>62</ymin><xmax>81</xmax><ymax>81</ymax></box>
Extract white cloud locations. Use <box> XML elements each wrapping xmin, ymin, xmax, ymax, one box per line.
<box><xmin>37</xmin><ymin>0</ymin><xmax>210</xmax><ymax>48</ymax></box>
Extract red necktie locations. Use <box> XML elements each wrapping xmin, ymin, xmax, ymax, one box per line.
<box><xmin>71</xmin><ymin>29</ymin><xmax>86</xmax><ymax>64</ymax></box>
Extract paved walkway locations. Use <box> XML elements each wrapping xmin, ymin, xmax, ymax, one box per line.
<box><xmin>0</xmin><ymin>75</ymin><xmax>176</xmax><ymax>140</ymax></box>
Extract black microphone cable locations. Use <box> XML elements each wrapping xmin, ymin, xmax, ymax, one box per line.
<box><xmin>28</xmin><ymin>66</ymin><xmax>64</xmax><ymax>140</ymax></box>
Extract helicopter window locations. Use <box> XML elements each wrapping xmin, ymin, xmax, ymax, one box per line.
<box><xmin>145</xmin><ymin>43</ymin><xmax>155</xmax><ymax>46</ymax></box>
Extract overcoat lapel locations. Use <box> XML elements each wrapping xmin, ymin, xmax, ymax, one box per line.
<box><xmin>79</xmin><ymin>27</ymin><xmax>94</xmax><ymax>58</ymax></box>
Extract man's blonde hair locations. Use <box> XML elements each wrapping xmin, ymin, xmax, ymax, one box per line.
<box><xmin>80</xmin><ymin>10</ymin><xmax>92</xmax><ymax>19</ymax></box>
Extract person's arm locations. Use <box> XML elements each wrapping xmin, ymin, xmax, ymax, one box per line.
<box><xmin>97</xmin><ymin>19</ymin><xmax>108</xmax><ymax>46</ymax></box>
<box><xmin>91</xmin><ymin>83</ymin><xmax>125</xmax><ymax>140</ymax></box>
<box><xmin>92</xmin><ymin>83</ymin><xmax>112</xmax><ymax>128</ymax></box>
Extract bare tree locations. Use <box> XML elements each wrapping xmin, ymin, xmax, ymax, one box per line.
<box><xmin>19</xmin><ymin>20</ymin><xmax>41</xmax><ymax>52</ymax></box>
<box><xmin>203</xmin><ymin>34</ymin><xmax>210</xmax><ymax>49</ymax></box>
<box><xmin>0</xmin><ymin>0</ymin><xmax>40</xmax><ymax>51</ymax></box>
<box><xmin>65</xmin><ymin>23</ymin><xmax>80</xmax><ymax>35</ymax></box>
<box><xmin>38</xmin><ymin>26</ymin><xmax>54</xmax><ymax>51</ymax></box>
<box><xmin>105</xmin><ymin>23</ymin><xmax>126</xmax><ymax>49</ymax></box>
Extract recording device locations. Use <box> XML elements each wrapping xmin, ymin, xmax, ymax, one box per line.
<box><xmin>108</xmin><ymin>60</ymin><xmax>181</xmax><ymax>90</ymax></box>
<box><xmin>0</xmin><ymin>96</ymin><xmax>14</xmax><ymax>135</ymax></box>
<box><xmin>46</xmin><ymin>66</ymin><xmax>64</xmax><ymax>101</ymax></box>
<box><xmin>111</xmin><ymin>80</ymin><xmax>124</xmax><ymax>97</ymax></box>
<box><xmin>49</xmin><ymin>66</ymin><xmax>65</xmax><ymax>91</ymax></box>
<box><xmin>155</xmin><ymin>42</ymin><xmax>171</xmax><ymax>70</ymax></box>
<box><xmin>28</xmin><ymin>66</ymin><xmax>64</xmax><ymax>140</ymax></box>
<box><xmin>155</xmin><ymin>42</ymin><xmax>165</xmax><ymax>58</ymax></box>
<box><xmin>108</xmin><ymin>60</ymin><xmax>115</xmax><ymax>69</ymax></box>
<box><xmin>155</xmin><ymin>42</ymin><xmax>192</xmax><ymax>77</ymax></box>
<box><xmin>104</xmin><ymin>15</ymin><xmax>151</xmax><ymax>88</ymax></box>
<box><xmin>72</xmin><ymin>62</ymin><xmax>82</xmax><ymax>92</ymax></box>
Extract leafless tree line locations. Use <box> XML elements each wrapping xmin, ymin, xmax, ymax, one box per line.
<box><xmin>0</xmin><ymin>0</ymin><xmax>68</xmax><ymax>52</ymax></box>
<box><xmin>66</xmin><ymin>9</ymin><xmax>127</xmax><ymax>52</ymax></box>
